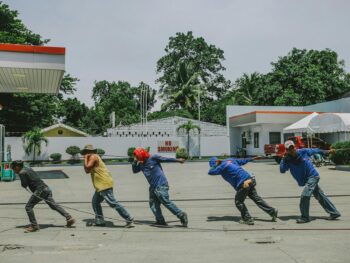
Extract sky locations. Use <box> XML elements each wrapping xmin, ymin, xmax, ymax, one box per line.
<box><xmin>6</xmin><ymin>0</ymin><xmax>350</xmax><ymax>110</ymax></box>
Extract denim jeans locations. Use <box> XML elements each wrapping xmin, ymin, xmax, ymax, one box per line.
<box><xmin>300</xmin><ymin>177</ymin><xmax>340</xmax><ymax>220</ymax></box>
<box><xmin>235</xmin><ymin>179</ymin><xmax>275</xmax><ymax>220</ymax></box>
<box><xmin>92</xmin><ymin>188</ymin><xmax>132</xmax><ymax>221</ymax></box>
<box><xmin>26</xmin><ymin>187</ymin><xmax>71</xmax><ymax>226</ymax></box>
<box><xmin>149</xmin><ymin>184</ymin><xmax>183</xmax><ymax>221</ymax></box>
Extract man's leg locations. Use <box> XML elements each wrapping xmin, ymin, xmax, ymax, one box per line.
<box><xmin>154</xmin><ymin>185</ymin><xmax>188</xmax><ymax>227</ymax></box>
<box><xmin>299</xmin><ymin>177</ymin><xmax>319</xmax><ymax>223</ymax></box>
<box><xmin>313</xmin><ymin>184</ymin><xmax>341</xmax><ymax>219</ymax></box>
<box><xmin>92</xmin><ymin>191</ymin><xmax>105</xmax><ymax>225</ymax></box>
<box><xmin>44</xmin><ymin>189</ymin><xmax>75</xmax><ymax>227</ymax></box>
<box><xmin>24</xmin><ymin>194</ymin><xmax>41</xmax><ymax>232</ymax></box>
<box><xmin>100</xmin><ymin>188</ymin><xmax>133</xmax><ymax>222</ymax></box>
<box><xmin>248</xmin><ymin>186</ymin><xmax>277</xmax><ymax>220</ymax></box>
<box><xmin>149</xmin><ymin>187</ymin><xmax>165</xmax><ymax>223</ymax></box>
<box><xmin>235</xmin><ymin>187</ymin><xmax>253</xmax><ymax>224</ymax></box>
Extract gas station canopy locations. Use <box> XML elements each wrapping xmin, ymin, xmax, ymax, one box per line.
<box><xmin>0</xmin><ymin>43</ymin><xmax>65</xmax><ymax>94</ymax></box>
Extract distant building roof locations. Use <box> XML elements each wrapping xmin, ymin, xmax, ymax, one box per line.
<box><xmin>107</xmin><ymin>116</ymin><xmax>227</xmax><ymax>137</ymax></box>
<box><xmin>41</xmin><ymin>123</ymin><xmax>89</xmax><ymax>137</ymax></box>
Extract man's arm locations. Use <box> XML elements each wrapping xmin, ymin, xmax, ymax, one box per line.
<box><xmin>227</xmin><ymin>157</ymin><xmax>255</xmax><ymax>166</ymax></box>
<box><xmin>131</xmin><ymin>160</ymin><xmax>142</xmax><ymax>173</ymax></box>
<box><xmin>279</xmin><ymin>158</ymin><xmax>290</xmax><ymax>173</ymax></box>
<box><xmin>152</xmin><ymin>154</ymin><xmax>185</xmax><ymax>164</ymax></box>
<box><xmin>84</xmin><ymin>154</ymin><xmax>98</xmax><ymax>173</ymax></box>
<box><xmin>208</xmin><ymin>163</ymin><xmax>226</xmax><ymax>176</ymax></box>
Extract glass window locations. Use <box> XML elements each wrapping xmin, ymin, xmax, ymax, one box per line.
<box><xmin>254</xmin><ymin>132</ymin><xmax>259</xmax><ymax>148</ymax></box>
<box><xmin>269</xmin><ymin>132</ymin><xmax>281</xmax><ymax>144</ymax></box>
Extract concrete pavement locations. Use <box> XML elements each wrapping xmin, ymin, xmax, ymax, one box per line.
<box><xmin>0</xmin><ymin>161</ymin><xmax>349</xmax><ymax>263</ymax></box>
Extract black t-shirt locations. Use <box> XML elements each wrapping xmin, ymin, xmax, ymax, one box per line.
<box><xmin>18</xmin><ymin>167</ymin><xmax>48</xmax><ymax>193</ymax></box>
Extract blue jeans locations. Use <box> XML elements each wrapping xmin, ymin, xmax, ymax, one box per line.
<box><xmin>92</xmin><ymin>188</ymin><xmax>132</xmax><ymax>221</ymax></box>
<box><xmin>300</xmin><ymin>177</ymin><xmax>340</xmax><ymax>220</ymax></box>
<box><xmin>149</xmin><ymin>184</ymin><xmax>183</xmax><ymax>221</ymax></box>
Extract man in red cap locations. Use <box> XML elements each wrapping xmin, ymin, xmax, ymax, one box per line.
<box><xmin>132</xmin><ymin>147</ymin><xmax>188</xmax><ymax>227</ymax></box>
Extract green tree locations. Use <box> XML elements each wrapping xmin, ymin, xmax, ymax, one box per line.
<box><xmin>157</xmin><ymin>31</ymin><xmax>231</xmax><ymax>115</ymax></box>
<box><xmin>256</xmin><ymin>48</ymin><xmax>350</xmax><ymax>106</ymax></box>
<box><xmin>91</xmin><ymin>80</ymin><xmax>156</xmax><ymax>131</ymax></box>
<box><xmin>148</xmin><ymin>109</ymin><xmax>193</xmax><ymax>121</ymax></box>
<box><xmin>58</xmin><ymin>98</ymin><xmax>89</xmax><ymax>129</ymax></box>
<box><xmin>233</xmin><ymin>72</ymin><xmax>263</xmax><ymax>105</ymax></box>
<box><xmin>0</xmin><ymin>1</ymin><xmax>49</xmax><ymax>45</ymax></box>
<box><xmin>176</xmin><ymin>120</ymin><xmax>200</xmax><ymax>158</ymax></box>
<box><xmin>22</xmin><ymin>128</ymin><xmax>48</xmax><ymax>162</ymax></box>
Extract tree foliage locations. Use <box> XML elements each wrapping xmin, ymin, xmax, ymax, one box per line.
<box><xmin>157</xmin><ymin>31</ymin><xmax>231</xmax><ymax>115</ymax></box>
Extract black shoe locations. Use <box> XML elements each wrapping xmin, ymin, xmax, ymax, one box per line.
<box><xmin>239</xmin><ymin>218</ymin><xmax>254</xmax><ymax>225</ymax></box>
<box><xmin>179</xmin><ymin>212</ymin><xmax>188</xmax><ymax>227</ymax></box>
<box><xmin>326</xmin><ymin>214</ymin><xmax>341</xmax><ymax>220</ymax></box>
<box><xmin>154</xmin><ymin>220</ymin><xmax>168</xmax><ymax>226</ymax></box>
<box><xmin>296</xmin><ymin>218</ymin><xmax>310</xmax><ymax>224</ymax></box>
<box><xmin>95</xmin><ymin>218</ymin><xmax>106</xmax><ymax>226</ymax></box>
<box><xmin>271</xmin><ymin>209</ymin><xmax>278</xmax><ymax>222</ymax></box>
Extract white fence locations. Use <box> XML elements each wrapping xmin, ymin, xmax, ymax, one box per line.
<box><xmin>5</xmin><ymin>135</ymin><xmax>229</xmax><ymax>161</ymax></box>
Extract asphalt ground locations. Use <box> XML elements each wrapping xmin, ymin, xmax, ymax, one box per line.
<box><xmin>0</xmin><ymin>161</ymin><xmax>349</xmax><ymax>263</ymax></box>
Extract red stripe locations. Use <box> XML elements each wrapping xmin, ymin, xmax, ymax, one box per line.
<box><xmin>0</xmin><ymin>44</ymin><xmax>65</xmax><ymax>55</ymax></box>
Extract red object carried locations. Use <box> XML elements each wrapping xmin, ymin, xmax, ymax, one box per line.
<box><xmin>133</xmin><ymin>147</ymin><xmax>150</xmax><ymax>163</ymax></box>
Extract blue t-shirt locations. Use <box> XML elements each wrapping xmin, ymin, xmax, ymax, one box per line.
<box><xmin>208</xmin><ymin>158</ymin><xmax>253</xmax><ymax>190</ymax></box>
<box><xmin>280</xmin><ymin>148</ymin><xmax>326</xmax><ymax>186</ymax></box>
<box><xmin>132</xmin><ymin>154</ymin><xmax>179</xmax><ymax>189</ymax></box>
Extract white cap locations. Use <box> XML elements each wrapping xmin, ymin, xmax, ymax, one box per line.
<box><xmin>284</xmin><ymin>140</ymin><xmax>295</xmax><ymax>149</ymax></box>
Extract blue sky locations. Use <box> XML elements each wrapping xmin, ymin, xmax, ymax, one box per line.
<box><xmin>7</xmin><ymin>0</ymin><xmax>350</xmax><ymax>109</ymax></box>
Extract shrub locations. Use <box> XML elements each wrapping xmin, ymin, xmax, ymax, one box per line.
<box><xmin>50</xmin><ymin>153</ymin><xmax>62</xmax><ymax>163</ymax></box>
<box><xmin>127</xmin><ymin>147</ymin><xmax>136</xmax><ymax>158</ymax></box>
<box><xmin>96</xmin><ymin>148</ymin><xmax>105</xmax><ymax>156</ymax></box>
<box><xmin>66</xmin><ymin>146</ymin><xmax>81</xmax><ymax>159</ymax></box>
<box><xmin>176</xmin><ymin>148</ymin><xmax>188</xmax><ymax>159</ymax></box>
<box><xmin>329</xmin><ymin>141</ymin><xmax>350</xmax><ymax>165</ymax></box>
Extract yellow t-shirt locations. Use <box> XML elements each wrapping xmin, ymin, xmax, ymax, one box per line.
<box><xmin>90</xmin><ymin>155</ymin><xmax>114</xmax><ymax>192</ymax></box>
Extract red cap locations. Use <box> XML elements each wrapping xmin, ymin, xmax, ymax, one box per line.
<box><xmin>133</xmin><ymin>147</ymin><xmax>150</xmax><ymax>162</ymax></box>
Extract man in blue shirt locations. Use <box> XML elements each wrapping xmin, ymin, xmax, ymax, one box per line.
<box><xmin>208</xmin><ymin>156</ymin><xmax>278</xmax><ymax>225</ymax></box>
<box><xmin>132</xmin><ymin>147</ymin><xmax>188</xmax><ymax>227</ymax></box>
<box><xmin>280</xmin><ymin>140</ymin><xmax>341</xmax><ymax>223</ymax></box>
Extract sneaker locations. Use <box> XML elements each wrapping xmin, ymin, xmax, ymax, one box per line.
<box><xmin>66</xmin><ymin>217</ymin><xmax>76</xmax><ymax>227</ymax></box>
<box><xmin>326</xmin><ymin>214</ymin><xmax>341</xmax><ymax>220</ymax></box>
<box><xmin>296</xmin><ymin>218</ymin><xmax>310</xmax><ymax>224</ymax></box>
<box><xmin>24</xmin><ymin>225</ymin><xmax>40</xmax><ymax>233</ymax></box>
<box><xmin>271</xmin><ymin>209</ymin><xmax>278</xmax><ymax>222</ymax></box>
<box><xmin>239</xmin><ymin>218</ymin><xmax>254</xmax><ymax>225</ymax></box>
<box><xmin>125</xmin><ymin>218</ymin><xmax>135</xmax><ymax>228</ymax></box>
<box><xmin>179</xmin><ymin>212</ymin><xmax>188</xmax><ymax>227</ymax></box>
<box><xmin>153</xmin><ymin>220</ymin><xmax>168</xmax><ymax>226</ymax></box>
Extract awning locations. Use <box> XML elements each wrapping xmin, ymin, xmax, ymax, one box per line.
<box><xmin>309</xmin><ymin>113</ymin><xmax>350</xmax><ymax>133</ymax></box>
<box><xmin>283</xmin><ymin>112</ymin><xmax>318</xmax><ymax>133</ymax></box>
<box><xmin>0</xmin><ymin>44</ymin><xmax>65</xmax><ymax>94</ymax></box>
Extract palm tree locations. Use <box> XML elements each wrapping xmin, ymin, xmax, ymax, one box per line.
<box><xmin>177</xmin><ymin>120</ymin><xmax>201</xmax><ymax>158</ymax></box>
<box><xmin>160</xmin><ymin>62</ymin><xmax>202</xmax><ymax>112</ymax></box>
<box><xmin>234</xmin><ymin>72</ymin><xmax>261</xmax><ymax>105</ymax></box>
<box><xmin>22</xmin><ymin>128</ymin><xmax>48</xmax><ymax>162</ymax></box>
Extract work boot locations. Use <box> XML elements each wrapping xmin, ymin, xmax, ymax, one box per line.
<box><xmin>125</xmin><ymin>218</ymin><xmax>135</xmax><ymax>228</ymax></box>
<box><xmin>66</xmin><ymin>217</ymin><xmax>76</xmax><ymax>227</ymax></box>
<box><xmin>24</xmin><ymin>225</ymin><xmax>40</xmax><ymax>233</ymax></box>
<box><xmin>179</xmin><ymin>212</ymin><xmax>188</xmax><ymax>227</ymax></box>
<box><xmin>239</xmin><ymin>218</ymin><xmax>254</xmax><ymax>225</ymax></box>
<box><xmin>296</xmin><ymin>217</ymin><xmax>310</xmax><ymax>224</ymax></box>
<box><xmin>271</xmin><ymin>209</ymin><xmax>278</xmax><ymax>222</ymax></box>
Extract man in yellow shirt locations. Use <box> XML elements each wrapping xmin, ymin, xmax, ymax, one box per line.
<box><xmin>82</xmin><ymin>144</ymin><xmax>134</xmax><ymax>227</ymax></box>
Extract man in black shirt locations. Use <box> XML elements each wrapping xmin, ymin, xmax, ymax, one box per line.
<box><xmin>11</xmin><ymin>161</ymin><xmax>76</xmax><ymax>233</ymax></box>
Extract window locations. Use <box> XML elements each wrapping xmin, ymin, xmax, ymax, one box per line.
<box><xmin>241</xmin><ymin>132</ymin><xmax>247</xmax><ymax>148</ymax></box>
<box><xmin>254</xmin><ymin>132</ymin><xmax>259</xmax><ymax>148</ymax></box>
<box><xmin>269</xmin><ymin>132</ymin><xmax>281</xmax><ymax>144</ymax></box>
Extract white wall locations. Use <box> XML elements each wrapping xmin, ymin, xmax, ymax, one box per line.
<box><xmin>5</xmin><ymin>135</ymin><xmax>229</xmax><ymax>161</ymax></box>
